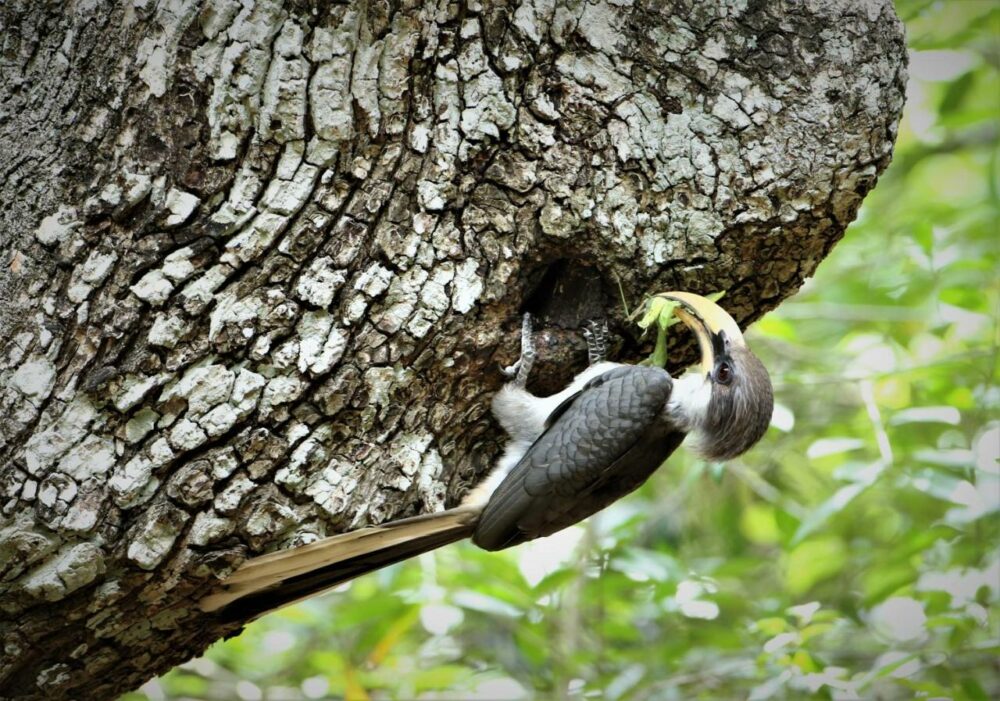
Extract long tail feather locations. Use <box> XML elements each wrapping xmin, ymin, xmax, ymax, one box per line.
<box><xmin>200</xmin><ymin>507</ymin><xmax>480</xmax><ymax>622</ymax></box>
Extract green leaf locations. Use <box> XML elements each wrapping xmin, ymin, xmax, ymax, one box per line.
<box><xmin>754</xmin><ymin>617</ymin><xmax>789</xmax><ymax>636</ymax></box>
<box><xmin>741</xmin><ymin>503</ymin><xmax>782</xmax><ymax>545</ymax></box>
<box><xmin>531</xmin><ymin>568</ymin><xmax>577</xmax><ymax>595</ymax></box>
<box><xmin>784</xmin><ymin>538</ymin><xmax>847</xmax><ymax>595</ymax></box>
<box><xmin>806</xmin><ymin>438</ymin><xmax>866</xmax><ymax>460</ymax></box>
<box><xmin>889</xmin><ymin>406</ymin><xmax>961</xmax><ymax>425</ymax></box>
<box><xmin>940</xmin><ymin>70</ymin><xmax>977</xmax><ymax>115</ymax></box>
<box><xmin>451</xmin><ymin>590</ymin><xmax>524</xmax><ymax>618</ymax></box>
<box><xmin>411</xmin><ymin>665</ymin><xmax>473</xmax><ymax>692</ymax></box>
<box><xmin>792</xmin><ymin>482</ymin><xmax>870</xmax><ymax>545</ymax></box>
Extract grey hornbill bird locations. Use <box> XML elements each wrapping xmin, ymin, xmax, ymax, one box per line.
<box><xmin>201</xmin><ymin>292</ymin><xmax>773</xmax><ymax>621</ymax></box>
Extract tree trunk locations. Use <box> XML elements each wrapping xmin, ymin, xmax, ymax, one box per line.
<box><xmin>0</xmin><ymin>0</ymin><xmax>905</xmax><ymax>697</ymax></box>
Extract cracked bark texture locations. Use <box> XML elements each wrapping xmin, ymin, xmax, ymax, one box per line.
<box><xmin>0</xmin><ymin>0</ymin><xmax>905</xmax><ymax>698</ymax></box>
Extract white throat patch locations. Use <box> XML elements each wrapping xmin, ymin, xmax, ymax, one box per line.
<box><xmin>666</xmin><ymin>371</ymin><xmax>712</xmax><ymax>433</ymax></box>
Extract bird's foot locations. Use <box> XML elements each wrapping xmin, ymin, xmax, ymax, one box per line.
<box><xmin>582</xmin><ymin>318</ymin><xmax>609</xmax><ymax>365</ymax></box>
<box><xmin>500</xmin><ymin>313</ymin><xmax>536</xmax><ymax>388</ymax></box>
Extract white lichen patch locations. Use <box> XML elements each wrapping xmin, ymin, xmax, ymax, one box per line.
<box><xmin>121</xmin><ymin>171</ymin><xmax>153</xmax><ymax>209</ymax></box>
<box><xmin>407</xmin><ymin>264</ymin><xmax>453</xmax><ymax>338</ymax></box>
<box><xmin>109</xmin><ymin>455</ymin><xmax>154</xmax><ymax>508</ymax></box>
<box><xmin>56</xmin><ymin>435</ymin><xmax>116</xmax><ymax>481</ymax></box>
<box><xmin>115</xmin><ymin>373</ymin><xmax>170</xmax><ymax>412</ymax></box>
<box><xmin>417</xmin><ymin>445</ymin><xmax>447</xmax><ymax>512</ymax></box>
<box><xmin>161</xmin><ymin>364</ymin><xmax>235</xmax><ymax>415</ymax></box>
<box><xmin>189</xmin><ymin>510</ymin><xmax>234</xmax><ymax>546</ymax></box>
<box><xmin>309</xmin><ymin>9</ymin><xmax>357</xmax><ymax>142</ymax></box>
<box><xmin>209</xmin><ymin>172</ymin><xmax>259</xmax><ymax>229</ymax></box>
<box><xmin>294</xmin><ymin>256</ymin><xmax>346</xmax><ymax>308</ymax></box>
<box><xmin>378</xmin><ymin>16</ymin><xmax>420</xmax><ymax>135</ymax></box>
<box><xmin>24</xmin><ymin>397</ymin><xmax>97</xmax><ymax>475</ymax></box>
<box><xmin>6</xmin><ymin>330</ymin><xmax>35</xmax><ymax>367</ymax></box>
<box><xmin>208</xmin><ymin>447</ymin><xmax>240</xmax><ymax>481</ymax></box>
<box><xmin>297</xmin><ymin>311</ymin><xmax>348</xmax><ymax>375</ymax></box>
<box><xmin>280</xmin><ymin>425</ymin><xmax>326</xmax><ymax>476</ymax></box>
<box><xmin>259</xmin><ymin>375</ymin><xmax>307</xmax><ymax>417</ymax></box>
<box><xmin>374</xmin><ymin>267</ymin><xmax>428</xmax><ymax>335</ymax></box>
<box><xmin>351</xmin><ymin>39</ymin><xmax>383</xmax><ymax>135</ymax></box>
<box><xmin>451</xmin><ymin>259</ymin><xmax>484</xmax><ymax>313</ymax></box>
<box><xmin>20</xmin><ymin>543</ymin><xmax>105</xmax><ymax>602</ymax></box>
<box><xmin>344</xmin><ymin>263</ymin><xmax>395</xmax><ymax>323</ymax></box>
<box><xmin>133</xmin><ymin>0</ymin><xmax>202</xmax><ymax>95</ymax></box>
<box><xmin>270</xmin><ymin>339</ymin><xmax>300</xmax><ymax>371</ymax></box>
<box><xmin>67</xmin><ymin>249</ymin><xmax>118</xmax><ymax>303</ymax></box>
<box><xmin>556</xmin><ymin>52</ymin><xmax>632</xmax><ymax>104</ymax></box>
<box><xmin>204</xmin><ymin>0</ymin><xmax>284</xmax><ymax>157</ymax></box>
<box><xmin>577</xmin><ymin>0</ymin><xmax>627</xmax><ymax>54</ymax></box>
<box><xmin>374</xmin><ymin>221</ymin><xmax>422</xmax><ymax>268</ymax></box>
<box><xmin>361</xmin><ymin>365</ymin><xmax>415</xmax><ymax>419</ymax></box>
<box><xmin>538</xmin><ymin>201</ymin><xmax>577</xmax><ymax>237</ymax></box>
<box><xmin>261</xmin><ymin>160</ymin><xmax>319</xmax><ymax>215</ymax></box>
<box><xmin>137</xmin><ymin>38</ymin><xmax>169</xmax><ymax>97</ymax></box>
<box><xmin>711</xmin><ymin>93</ymin><xmax>753</xmax><ymax>130</ymax></box>
<box><xmin>12</xmin><ymin>357</ymin><xmax>56</xmax><ymax>399</ymax></box>
<box><xmin>180</xmin><ymin>264</ymin><xmax>232</xmax><ymax>313</ymax></box>
<box><xmin>354</xmin><ymin>263</ymin><xmax>394</xmax><ymax>297</ymax></box>
<box><xmin>231</xmin><ymin>368</ymin><xmax>266</xmax><ymax>414</ymax></box>
<box><xmin>37</xmin><ymin>474</ymin><xmax>77</xmax><ymax>512</ymax></box>
<box><xmin>125</xmin><ymin>408</ymin><xmax>160</xmax><ymax>445</ymax></box>
<box><xmin>161</xmin><ymin>247</ymin><xmax>196</xmax><ymax>282</ymax></box>
<box><xmin>458</xmin><ymin>39</ymin><xmax>516</xmax><ymax>142</ymax></box>
<box><xmin>260</xmin><ymin>21</ymin><xmax>309</xmax><ymax>142</ymax></box>
<box><xmin>199</xmin><ymin>0</ymin><xmax>241</xmax><ymax>39</ymax></box>
<box><xmin>206</xmin><ymin>293</ymin><xmax>262</xmax><ymax>345</ymax></box>
<box><xmin>242</xmin><ymin>494</ymin><xmax>299</xmax><ymax>543</ymax></box>
<box><xmin>221</xmin><ymin>211</ymin><xmax>288</xmax><ymax>265</ymax></box>
<box><xmin>383</xmin><ymin>431</ymin><xmax>434</xmax><ymax>490</ymax></box>
<box><xmin>168</xmin><ymin>418</ymin><xmax>208</xmax><ymax>451</ymax></box>
<box><xmin>34</xmin><ymin>206</ymin><xmax>78</xmax><ymax>246</ymax></box>
<box><xmin>60</xmin><ymin>484</ymin><xmax>105</xmax><ymax>534</ymax></box>
<box><xmin>126</xmin><ymin>504</ymin><xmax>190</xmax><ymax>570</ymax></box>
<box><xmin>147</xmin><ymin>437</ymin><xmax>175</xmax><ymax>468</ymax></box>
<box><xmin>199</xmin><ymin>403</ymin><xmax>238</xmax><ymax>437</ymax></box>
<box><xmin>303</xmin><ymin>461</ymin><xmax>356</xmax><ymax>517</ymax></box>
<box><xmin>610</xmin><ymin>92</ymin><xmax>673</xmax><ymax>171</ymax></box>
<box><xmin>163</xmin><ymin>188</ymin><xmax>201</xmax><ymax>227</ymax></box>
<box><xmin>147</xmin><ymin>312</ymin><xmax>189</xmax><ymax>348</ymax></box>
<box><xmin>130</xmin><ymin>270</ymin><xmax>174</xmax><ymax>306</ymax></box>
<box><xmin>311</xmin><ymin>54</ymin><xmax>354</xmax><ymax>140</ymax></box>
<box><xmin>214</xmin><ymin>473</ymin><xmax>255</xmax><ymax>514</ymax></box>
<box><xmin>513</xmin><ymin>0</ymin><xmax>556</xmax><ymax>43</ymax></box>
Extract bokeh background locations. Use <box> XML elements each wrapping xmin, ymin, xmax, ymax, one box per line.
<box><xmin>127</xmin><ymin>1</ymin><xmax>999</xmax><ymax>698</ymax></box>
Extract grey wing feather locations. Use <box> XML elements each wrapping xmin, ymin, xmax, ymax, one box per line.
<box><xmin>473</xmin><ymin>365</ymin><xmax>682</xmax><ymax>551</ymax></box>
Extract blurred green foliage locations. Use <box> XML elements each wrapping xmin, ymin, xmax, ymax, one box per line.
<box><xmin>129</xmin><ymin>2</ymin><xmax>998</xmax><ymax>699</ymax></box>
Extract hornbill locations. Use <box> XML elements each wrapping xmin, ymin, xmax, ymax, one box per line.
<box><xmin>201</xmin><ymin>292</ymin><xmax>773</xmax><ymax>621</ymax></box>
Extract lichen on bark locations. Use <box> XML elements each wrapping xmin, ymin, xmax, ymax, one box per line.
<box><xmin>0</xmin><ymin>0</ymin><xmax>905</xmax><ymax>697</ymax></box>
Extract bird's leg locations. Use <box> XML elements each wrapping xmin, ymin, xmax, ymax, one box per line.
<box><xmin>582</xmin><ymin>318</ymin><xmax>609</xmax><ymax>366</ymax></box>
<box><xmin>477</xmin><ymin>314</ymin><xmax>541</xmax><ymax>506</ymax></box>
<box><xmin>500</xmin><ymin>313</ymin><xmax>536</xmax><ymax>388</ymax></box>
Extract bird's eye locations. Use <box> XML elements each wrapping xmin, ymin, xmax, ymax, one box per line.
<box><xmin>715</xmin><ymin>362</ymin><xmax>733</xmax><ymax>385</ymax></box>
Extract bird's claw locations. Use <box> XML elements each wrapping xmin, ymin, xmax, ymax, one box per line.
<box><xmin>583</xmin><ymin>318</ymin><xmax>609</xmax><ymax>365</ymax></box>
<box><xmin>501</xmin><ymin>313</ymin><xmax>536</xmax><ymax>388</ymax></box>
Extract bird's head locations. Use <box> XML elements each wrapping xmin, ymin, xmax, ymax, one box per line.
<box><xmin>660</xmin><ymin>292</ymin><xmax>774</xmax><ymax>461</ymax></box>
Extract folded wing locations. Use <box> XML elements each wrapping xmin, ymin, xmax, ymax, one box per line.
<box><xmin>473</xmin><ymin>365</ymin><xmax>684</xmax><ymax>551</ymax></box>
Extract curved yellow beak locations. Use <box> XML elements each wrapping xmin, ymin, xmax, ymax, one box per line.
<box><xmin>656</xmin><ymin>291</ymin><xmax>746</xmax><ymax>375</ymax></box>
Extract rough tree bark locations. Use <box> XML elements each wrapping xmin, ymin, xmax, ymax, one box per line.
<box><xmin>0</xmin><ymin>0</ymin><xmax>905</xmax><ymax>697</ymax></box>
